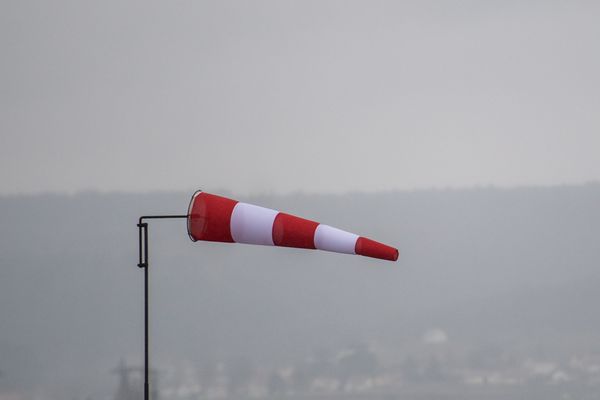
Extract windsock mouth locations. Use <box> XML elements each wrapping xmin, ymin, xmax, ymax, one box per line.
<box><xmin>186</xmin><ymin>189</ymin><xmax>203</xmax><ymax>242</ymax></box>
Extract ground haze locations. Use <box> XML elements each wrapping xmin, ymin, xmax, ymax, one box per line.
<box><xmin>1</xmin><ymin>185</ymin><xmax>599</xmax><ymax>399</ymax></box>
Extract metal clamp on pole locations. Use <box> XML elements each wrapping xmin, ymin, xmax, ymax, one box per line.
<box><xmin>137</xmin><ymin>222</ymin><xmax>148</xmax><ymax>268</ymax></box>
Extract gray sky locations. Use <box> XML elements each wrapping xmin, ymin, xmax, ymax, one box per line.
<box><xmin>2</xmin><ymin>0</ymin><xmax>599</xmax><ymax>195</ymax></box>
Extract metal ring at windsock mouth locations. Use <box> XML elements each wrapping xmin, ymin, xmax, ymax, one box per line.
<box><xmin>186</xmin><ymin>189</ymin><xmax>203</xmax><ymax>242</ymax></box>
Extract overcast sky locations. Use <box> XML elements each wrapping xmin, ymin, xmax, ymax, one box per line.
<box><xmin>1</xmin><ymin>0</ymin><xmax>599</xmax><ymax>195</ymax></box>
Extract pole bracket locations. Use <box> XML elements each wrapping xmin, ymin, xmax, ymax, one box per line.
<box><xmin>137</xmin><ymin>222</ymin><xmax>148</xmax><ymax>268</ymax></box>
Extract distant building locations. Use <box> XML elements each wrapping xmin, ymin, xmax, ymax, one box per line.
<box><xmin>113</xmin><ymin>360</ymin><xmax>158</xmax><ymax>400</ymax></box>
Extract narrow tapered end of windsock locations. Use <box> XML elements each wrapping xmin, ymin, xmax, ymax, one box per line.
<box><xmin>355</xmin><ymin>237</ymin><xmax>399</xmax><ymax>262</ymax></box>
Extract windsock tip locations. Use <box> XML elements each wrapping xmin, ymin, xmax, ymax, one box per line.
<box><xmin>355</xmin><ymin>237</ymin><xmax>399</xmax><ymax>262</ymax></box>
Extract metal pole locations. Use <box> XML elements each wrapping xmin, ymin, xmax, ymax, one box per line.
<box><xmin>144</xmin><ymin>227</ymin><xmax>149</xmax><ymax>400</ymax></box>
<box><xmin>137</xmin><ymin>215</ymin><xmax>187</xmax><ymax>400</ymax></box>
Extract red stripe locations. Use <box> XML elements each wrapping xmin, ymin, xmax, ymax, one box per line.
<box><xmin>188</xmin><ymin>192</ymin><xmax>238</xmax><ymax>242</ymax></box>
<box><xmin>272</xmin><ymin>212</ymin><xmax>319</xmax><ymax>249</ymax></box>
<box><xmin>355</xmin><ymin>237</ymin><xmax>399</xmax><ymax>261</ymax></box>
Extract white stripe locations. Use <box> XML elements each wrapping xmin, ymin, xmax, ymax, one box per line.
<box><xmin>313</xmin><ymin>224</ymin><xmax>358</xmax><ymax>255</ymax></box>
<box><xmin>230</xmin><ymin>202</ymin><xmax>279</xmax><ymax>246</ymax></box>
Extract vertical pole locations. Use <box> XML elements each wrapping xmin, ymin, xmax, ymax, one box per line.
<box><xmin>137</xmin><ymin>214</ymin><xmax>187</xmax><ymax>400</ymax></box>
<box><xmin>138</xmin><ymin>221</ymin><xmax>149</xmax><ymax>400</ymax></box>
<box><xmin>144</xmin><ymin>224</ymin><xmax>149</xmax><ymax>400</ymax></box>
<box><xmin>144</xmin><ymin>257</ymin><xmax>149</xmax><ymax>400</ymax></box>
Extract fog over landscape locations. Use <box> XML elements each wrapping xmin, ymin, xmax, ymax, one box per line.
<box><xmin>1</xmin><ymin>185</ymin><xmax>599</xmax><ymax>399</ymax></box>
<box><xmin>2</xmin><ymin>1</ymin><xmax>600</xmax><ymax>399</ymax></box>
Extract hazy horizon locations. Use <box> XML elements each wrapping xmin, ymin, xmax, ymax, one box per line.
<box><xmin>3</xmin><ymin>180</ymin><xmax>600</xmax><ymax>199</ymax></box>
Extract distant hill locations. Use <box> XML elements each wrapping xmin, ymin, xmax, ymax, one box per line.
<box><xmin>1</xmin><ymin>185</ymin><xmax>599</xmax><ymax>397</ymax></box>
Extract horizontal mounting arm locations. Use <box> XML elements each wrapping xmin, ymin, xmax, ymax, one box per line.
<box><xmin>137</xmin><ymin>215</ymin><xmax>188</xmax><ymax>268</ymax></box>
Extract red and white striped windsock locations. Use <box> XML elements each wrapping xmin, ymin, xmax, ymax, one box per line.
<box><xmin>187</xmin><ymin>191</ymin><xmax>398</xmax><ymax>262</ymax></box>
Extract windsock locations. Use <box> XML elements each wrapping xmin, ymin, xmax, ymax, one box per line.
<box><xmin>187</xmin><ymin>191</ymin><xmax>398</xmax><ymax>261</ymax></box>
